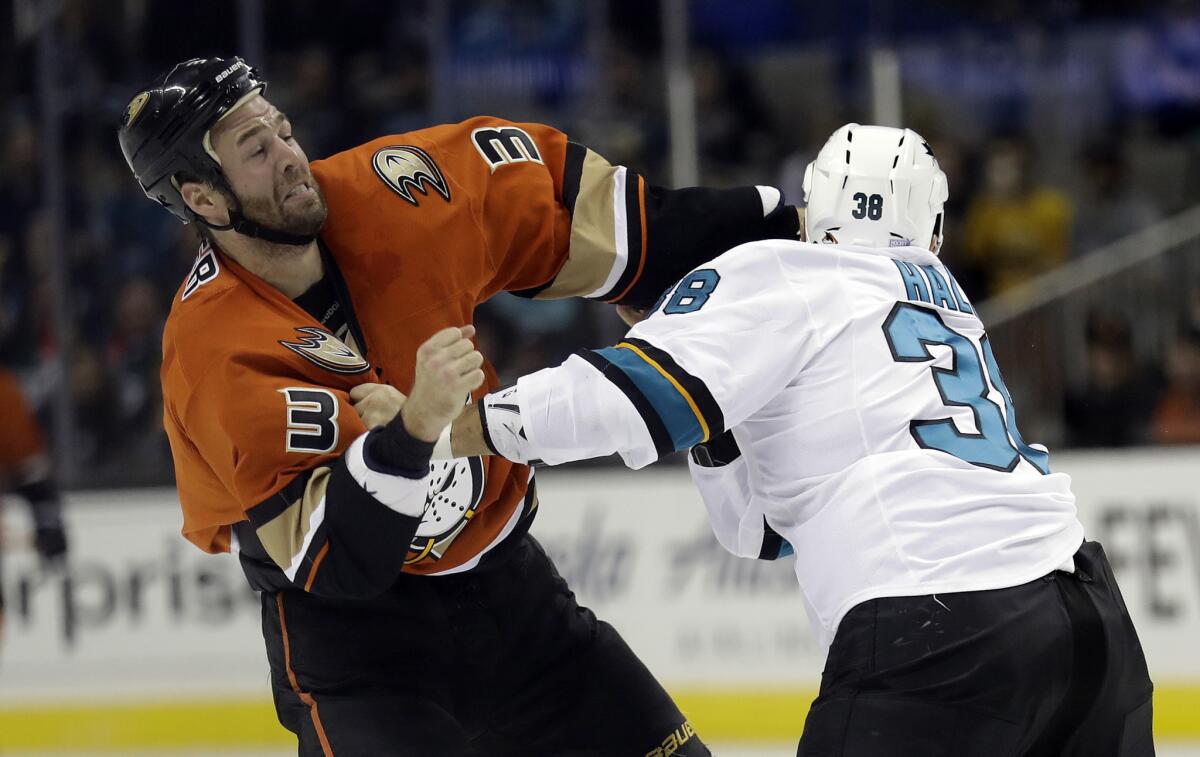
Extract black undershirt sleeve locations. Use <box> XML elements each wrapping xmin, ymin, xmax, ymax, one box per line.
<box><xmin>614</xmin><ymin>183</ymin><xmax>799</xmax><ymax>309</ymax></box>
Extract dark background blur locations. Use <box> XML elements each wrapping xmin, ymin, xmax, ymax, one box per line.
<box><xmin>2</xmin><ymin>0</ymin><xmax>1199</xmax><ymax>488</ymax></box>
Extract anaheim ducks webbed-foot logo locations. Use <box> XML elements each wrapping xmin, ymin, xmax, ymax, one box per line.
<box><xmin>123</xmin><ymin>91</ymin><xmax>150</xmax><ymax>127</ymax></box>
<box><xmin>280</xmin><ymin>326</ymin><xmax>370</xmax><ymax>375</ymax></box>
<box><xmin>372</xmin><ymin>146</ymin><xmax>451</xmax><ymax>206</ymax></box>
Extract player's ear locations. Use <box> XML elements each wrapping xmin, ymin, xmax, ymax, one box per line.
<box><xmin>178</xmin><ymin>178</ymin><xmax>229</xmax><ymax>226</ymax></box>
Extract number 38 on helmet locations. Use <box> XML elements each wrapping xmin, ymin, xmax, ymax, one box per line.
<box><xmin>803</xmin><ymin>123</ymin><xmax>949</xmax><ymax>254</ymax></box>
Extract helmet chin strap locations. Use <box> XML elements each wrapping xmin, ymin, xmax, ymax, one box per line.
<box><xmin>200</xmin><ymin>207</ymin><xmax>317</xmax><ymax>246</ymax></box>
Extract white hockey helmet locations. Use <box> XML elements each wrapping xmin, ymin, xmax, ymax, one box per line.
<box><xmin>803</xmin><ymin>123</ymin><xmax>948</xmax><ymax>253</ymax></box>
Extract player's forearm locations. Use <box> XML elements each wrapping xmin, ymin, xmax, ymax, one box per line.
<box><xmin>611</xmin><ymin>184</ymin><xmax>799</xmax><ymax>308</ymax></box>
<box><xmin>447</xmin><ymin>356</ymin><xmax>661</xmax><ymax>469</ymax></box>
<box><xmin>245</xmin><ymin>424</ymin><xmax>431</xmax><ymax>598</ymax></box>
<box><xmin>312</xmin><ymin>431</ymin><xmax>428</xmax><ymax>596</ymax></box>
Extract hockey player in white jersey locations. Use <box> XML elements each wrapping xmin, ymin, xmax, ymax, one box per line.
<box><xmin>353</xmin><ymin>124</ymin><xmax>1154</xmax><ymax>756</ymax></box>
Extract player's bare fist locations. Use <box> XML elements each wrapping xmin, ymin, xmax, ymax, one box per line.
<box><xmin>402</xmin><ymin>325</ymin><xmax>485</xmax><ymax>441</ymax></box>
<box><xmin>350</xmin><ymin>383</ymin><xmax>407</xmax><ymax>429</ymax></box>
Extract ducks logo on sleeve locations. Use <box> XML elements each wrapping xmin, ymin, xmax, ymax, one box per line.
<box><xmin>371</xmin><ymin>146</ymin><xmax>451</xmax><ymax>206</ymax></box>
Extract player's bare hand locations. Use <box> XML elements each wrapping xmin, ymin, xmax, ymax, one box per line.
<box><xmin>350</xmin><ymin>383</ymin><xmax>407</xmax><ymax>429</ymax></box>
<box><xmin>402</xmin><ymin>325</ymin><xmax>485</xmax><ymax>441</ymax></box>
<box><xmin>615</xmin><ymin>305</ymin><xmax>648</xmax><ymax>327</ymax></box>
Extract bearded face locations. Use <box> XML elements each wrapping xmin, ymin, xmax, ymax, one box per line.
<box><xmin>232</xmin><ymin>161</ymin><xmax>328</xmax><ymax>238</ymax></box>
<box><xmin>192</xmin><ymin>93</ymin><xmax>329</xmax><ymax>241</ymax></box>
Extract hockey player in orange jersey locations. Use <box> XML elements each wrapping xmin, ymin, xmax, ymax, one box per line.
<box><xmin>119</xmin><ymin>56</ymin><xmax>800</xmax><ymax>755</ymax></box>
<box><xmin>0</xmin><ymin>369</ymin><xmax>68</xmax><ymax>650</ymax></box>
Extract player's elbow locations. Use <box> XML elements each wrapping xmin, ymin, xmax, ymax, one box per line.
<box><xmin>304</xmin><ymin>551</ymin><xmax>406</xmax><ymax>599</ymax></box>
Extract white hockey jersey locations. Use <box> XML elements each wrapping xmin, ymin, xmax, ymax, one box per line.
<box><xmin>503</xmin><ymin>239</ymin><xmax>1084</xmax><ymax>650</ymax></box>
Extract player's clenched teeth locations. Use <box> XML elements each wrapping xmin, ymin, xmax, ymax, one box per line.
<box><xmin>284</xmin><ymin>181</ymin><xmax>314</xmax><ymax>201</ymax></box>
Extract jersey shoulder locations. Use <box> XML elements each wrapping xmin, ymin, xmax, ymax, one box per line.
<box><xmin>310</xmin><ymin>116</ymin><xmax>568</xmax><ymax>206</ymax></box>
<box><xmin>163</xmin><ymin>243</ymin><xmax>241</xmax><ymax>377</ymax></box>
<box><xmin>162</xmin><ymin>244</ymin><xmax>315</xmax><ymax>401</ymax></box>
<box><xmin>676</xmin><ymin>239</ymin><xmax>832</xmax><ymax>302</ymax></box>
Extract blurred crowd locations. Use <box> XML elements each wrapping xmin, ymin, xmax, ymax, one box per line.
<box><xmin>1</xmin><ymin>0</ymin><xmax>1199</xmax><ymax>487</ymax></box>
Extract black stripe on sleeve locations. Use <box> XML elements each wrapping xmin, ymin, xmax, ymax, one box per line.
<box><xmin>290</xmin><ymin>525</ymin><xmax>330</xmax><ymax>589</ymax></box>
<box><xmin>246</xmin><ymin>467</ymin><xmax>318</xmax><ymax>528</ymax></box>
<box><xmin>689</xmin><ymin>429</ymin><xmax>741</xmax><ymax>467</ymax></box>
<box><xmin>576</xmin><ymin>349</ymin><xmax>674</xmax><ymax>460</ymax></box>
<box><xmin>622</xmin><ymin>337</ymin><xmax>725</xmax><ymax>437</ymax></box>
<box><xmin>233</xmin><ymin>521</ymin><xmax>290</xmax><ymax>592</ymax></box>
<box><xmin>308</xmin><ymin>455</ymin><xmax>423</xmax><ymax>597</ymax></box>
<box><xmin>562</xmin><ymin>141</ymin><xmax>588</xmax><ymax>216</ymax></box>
<box><xmin>758</xmin><ymin>518</ymin><xmax>785</xmax><ymax>561</ymax></box>
<box><xmin>509</xmin><ymin>280</ymin><xmax>555</xmax><ymax>299</ymax></box>
<box><xmin>598</xmin><ymin>171</ymin><xmax>645</xmax><ymax>302</ymax></box>
<box><xmin>477</xmin><ymin>398</ymin><xmax>499</xmax><ymax>455</ymax></box>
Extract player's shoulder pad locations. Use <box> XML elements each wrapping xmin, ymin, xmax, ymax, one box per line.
<box><xmin>634</xmin><ymin>240</ymin><xmax>805</xmax><ymax>330</ymax></box>
<box><xmin>696</xmin><ymin>238</ymin><xmax>812</xmax><ymax>294</ymax></box>
<box><xmin>163</xmin><ymin>246</ymin><xmax>276</xmax><ymax>388</ymax></box>
<box><xmin>312</xmin><ymin>118</ymin><xmax>564</xmax><ymax>211</ymax></box>
<box><xmin>174</xmin><ymin>241</ymin><xmax>232</xmax><ymax>306</ymax></box>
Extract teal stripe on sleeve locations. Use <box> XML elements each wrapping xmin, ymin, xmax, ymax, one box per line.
<box><xmin>594</xmin><ymin>346</ymin><xmax>704</xmax><ymax>451</ymax></box>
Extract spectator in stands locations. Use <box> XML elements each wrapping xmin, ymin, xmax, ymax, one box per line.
<box><xmin>1063</xmin><ymin>310</ymin><xmax>1162</xmax><ymax>447</ymax></box>
<box><xmin>576</xmin><ymin>41</ymin><xmax>666</xmax><ymax>176</ymax></box>
<box><xmin>268</xmin><ymin>46</ymin><xmax>342</xmax><ymax>159</ymax></box>
<box><xmin>1072</xmin><ymin>141</ymin><xmax>1161</xmax><ymax>256</ymax></box>
<box><xmin>1153</xmin><ymin>322</ymin><xmax>1200</xmax><ymax>444</ymax></box>
<box><xmin>961</xmin><ymin>137</ymin><xmax>1073</xmax><ymax>295</ymax></box>
<box><xmin>692</xmin><ymin>50</ymin><xmax>779</xmax><ymax>185</ymax></box>
<box><xmin>68</xmin><ymin>345</ymin><xmax>121</xmax><ymax>466</ymax></box>
<box><xmin>107</xmin><ymin>277</ymin><xmax>165</xmax><ymax>439</ymax></box>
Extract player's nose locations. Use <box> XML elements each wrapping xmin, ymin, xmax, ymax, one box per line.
<box><xmin>278</xmin><ymin>154</ymin><xmax>306</xmax><ymax>192</ymax></box>
<box><xmin>277</xmin><ymin>136</ymin><xmax>304</xmax><ymax>175</ymax></box>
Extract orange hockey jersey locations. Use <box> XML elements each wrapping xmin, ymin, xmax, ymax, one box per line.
<box><xmin>0</xmin><ymin>369</ymin><xmax>46</xmax><ymax>475</ymax></box>
<box><xmin>162</xmin><ymin>116</ymin><xmax>797</xmax><ymax>593</ymax></box>
<box><xmin>163</xmin><ymin>117</ymin><xmax>665</xmax><ymax>587</ymax></box>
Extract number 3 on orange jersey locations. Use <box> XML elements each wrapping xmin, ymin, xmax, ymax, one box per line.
<box><xmin>279</xmin><ymin>387</ymin><xmax>339</xmax><ymax>454</ymax></box>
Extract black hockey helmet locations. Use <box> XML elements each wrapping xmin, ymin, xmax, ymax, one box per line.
<box><xmin>118</xmin><ymin>56</ymin><xmax>266</xmax><ymax>223</ymax></box>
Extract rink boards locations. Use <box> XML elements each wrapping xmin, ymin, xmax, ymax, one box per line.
<box><xmin>1</xmin><ymin>447</ymin><xmax>1198</xmax><ymax>751</ymax></box>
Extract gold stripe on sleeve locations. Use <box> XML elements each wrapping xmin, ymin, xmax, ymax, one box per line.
<box><xmin>535</xmin><ymin>148</ymin><xmax>619</xmax><ymax>299</ymax></box>
<box><xmin>255</xmin><ymin>466</ymin><xmax>333</xmax><ymax>573</ymax></box>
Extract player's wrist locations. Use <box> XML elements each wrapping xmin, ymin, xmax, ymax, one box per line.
<box><xmin>479</xmin><ymin>387</ymin><xmax>540</xmax><ymax>464</ymax></box>
<box><xmin>400</xmin><ymin>401</ymin><xmax>444</xmax><ymax>442</ymax></box>
<box><xmin>365</xmin><ymin>420</ymin><xmax>436</xmax><ymax>479</ymax></box>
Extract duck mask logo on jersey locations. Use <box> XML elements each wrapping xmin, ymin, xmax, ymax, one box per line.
<box><xmin>371</xmin><ymin>146</ymin><xmax>451</xmax><ymax>206</ymax></box>
<box><xmin>279</xmin><ymin>326</ymin><xmax>370</xmax><ymax>374</ymax></box>
<box><xmin>406</xmin><ymin>455</ymin><xmax>487</xmax><ymax>565</ymax></box>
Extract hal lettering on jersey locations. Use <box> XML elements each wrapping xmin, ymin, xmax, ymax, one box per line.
<box><xmin>892</xmin><ymin>259</ymin><xmax>973</xmax><ymax>314</ymax></box>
